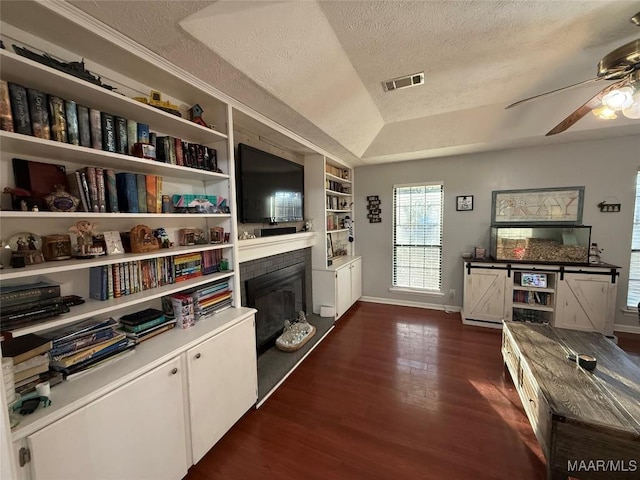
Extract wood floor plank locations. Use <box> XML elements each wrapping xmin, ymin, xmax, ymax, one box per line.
<box><xmin>185</xmin><ymin>303</ymin><xmax>639</xmax><ymax>480</ymax></box>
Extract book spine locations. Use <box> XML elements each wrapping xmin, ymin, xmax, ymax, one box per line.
<box><xmin>66</xmin><ymin>172</ymin><xmax>89</xmax><ymax>212</ymax></box>
<box><xmin>156</xmin><ymin>177</ymin><xmax>163</xmax><ymax>213</ymax></box>
<box><xmin>89</xmin><ymin>266</ymin><xmax>107</xmax><ymax>301</ymax></box>
<box><xmin>27</xmin><ymin>88</ymin><xmax>50</xmax><ymax>139</ymax></box>
<box><xmin>137</xmin><ymin>122</ymin><xmax>149</xmax><ymax>144</ymax></box>
<box><xmin>126</xmin><ymin>119</ymin><xmax>137</xmax><ymax>154</ymax></box>
<box><xmin>174</xmin><ymin>137</ymin><xmax>184</xmax><ymax>166</ymax></box>
<box><xmin>48</xmin><ymin>95</ymin><xmax>67</xmax><ymax>142</ymax></box>
<box><xmin>195</xmin><ymin>144</ymin><xmax>204</xmax><ymax>169</ymax></box>
<box><xmin>145</xmin><ymin>175</ymin><xmax>157</xmax><ymax>213</ymax></box>
<box><xmin>136</xmin><ymin>173</ymin><xmax>148</xmax><ymax>213</ymax></box>
<box><xmin>168</xmin><ymin>136</ymin><xmax>177</xmax><ymax>165</ymax></box>
<box><xmin>0</xmin><ymin>295</ymin><xmax>63</xmax><ymax>315</ymax></box>
<box><xmin>0</xmin><ymin>80</ymin><xmax>14</xmax><ymax>132</ymax></box>
<box><xmin>105</xmin><ymin>169</ymin><xmax>119</xmax><ymax>213</ymax></box>
<box><xmin>95</xmin><ymin>167</ymin><xmax>106</xmax><ymax>213</ymax></box>
<box><xmin>89</xmin><ymin>108</ymin><xmax>102</xmax><ymax>149</ymax></box>
<box><xmin>210</xmin><ymin>148</ymin><xmax>218</xmax><ymax>171</ymax></box>
<box><xmin>79</xmin><ymin>171</ymin><xmax>91</xmax><ymax>211</ymax></box>
<box><xmin>149</xmin><ymin>132</ymin><xmax>157</xmax><ymax>147</ymax></box>
<box><xmin>8</xmin><ymin>82</ymin><xmax>31</xmax><ymax>135</ymax></box>
<box><xmin>107</xmin><ymin>265</ymin><xmax>114</xmax><ymax>300</ymax></box>
<box><xmin>65</xmin><ymin>100</ymin><xmax>79</xmax><ymax>145</ymax></box>
<box><xmin>1</xmin><ymin>300</ymin><xmax>66</xmax><ymax>322</ymax></box>
<box><xmin>114</xmin><ymin>116</ymin><xmax>128</xmax><ymax>155</ymax></box>
<box><xmin>77</xmin><ymin>104</ymin><xmax>91</xmax><ymax>147</ymax></box>
<box><xmin>50</xmin><ymin>329</ymin><xmax>118</xmax><ymax>358</ymax></box>
<box><xmin>85</xmin><ymin>167</ymin><xmax>99</xmax><ymax>212</ymax></box>
<box><xmin>100</xmin><ymin>112</ymin><xmax>116</xmax><ymax>152</ymax></box>
<box><xmin>123</xmin><ymin>262</ymin><xmax>130</xmax><ymax>295</ymax></box>
<box><xmin>113</xmin><ymin>264</ymin><xmax>122</xmax><ymax>298</ymax></box>
<box><xmin>1</xmin><ymin>285</ymin><xmax>61</xmax><ymax>308</ymax></box>
<box><xmin>121</xmin><ymin>314</ymin><xmax>167</xmax><ymax>333</ymax></box>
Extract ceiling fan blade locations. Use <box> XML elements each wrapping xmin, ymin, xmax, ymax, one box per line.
<box><xmin>505</xmin><ymin>77</ymin><xmax>602</xmax><ymax>109</ymax></box>
<box><xmin>545</xmin><ymin>80</ymin><xmax>626</xmax><ymax>136</ymax></box>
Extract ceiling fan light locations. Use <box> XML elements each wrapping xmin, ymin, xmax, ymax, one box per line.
<box><xmin>622</xmin><ymin>92</ymin><xmax>640</xmax><ymax>119</ymax></box>
<box><xmin>593</xmin><ymin>105</ymin><xmax>618</xmax><ymax>120</ymax></box>
<box><xmin>602</xmin><ymin>86</ymin><xmax>635</xmax><ymax>110</ymax></box>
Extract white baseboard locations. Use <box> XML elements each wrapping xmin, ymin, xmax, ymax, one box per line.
<box><xmin>613</xmin><ymin>323</ymin><xmax>640</xmax><ymax>335</ymax></box>
<box><xmin>461</xmin><ymin>318</ymin><xmax>503</xmax><ymax>329</ymax></box>
<box><xmin>359</xmin><ymin>296</ymin><xmax>461</xmax><ymax>313</ymax></box>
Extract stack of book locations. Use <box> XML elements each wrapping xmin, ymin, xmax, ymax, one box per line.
<box><xmin>41</xmin><ymin>318</ymin><xmax>134</xmax><ymax>378</ymax></box>
<box><xmin>1</xmin><ymin>333</ymin><xmax>52</xmax><ymax>392</ymax></box>
<box><xmin>119</xmin><ymin>308</ymin><xmax>175</xmax><ymax>344</ymax></box>
<box><xmin>1</xmin><ymin>282</ymin><xmax>69</xmax><ymax>331</ymax></box>
<box><xmin>162</xmin><ymin>278</ymin><xmax>232</xmax><ymax>326</ymax></box>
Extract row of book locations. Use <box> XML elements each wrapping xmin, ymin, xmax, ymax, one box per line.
<box><xmin>119</xmin><ymin>308</ymin><xmax>176</xmax><ymax>344</ymax></box>
<box><xmin>325</xmin><ymin>179</ymin><xmax>351</xmax><ymax>194</ymax></box>
<box><xmin>326</xmin><ymin>195</ymin><xmax>348</xmax><ymax>210</ymax></box>
<box><xmin>162</xmin><ymin>277</ymin><xmax>232</xmax><ymax>328</ymax></box>
<box><xmin>513</xmin><ymin>290</ymin><xmax>552</xmax><ymax>306</ymax></box>
<box><xmin>0</xmin><ymin>81</ymin><xmax>221</xmax><ymax>173</ymax></box>
<box><xmin>89</xmin><ymin>250</ymin><xmax>226</xmax><ymax>301</ymax></box>
<box><xmin>0</xmin><ymin>282</ymin><xmax>69</xmax><ymax>331</ymax></box>
<box><xmin>325</xmin><ymin>164</ymin><xmax>349</xmax><ymax>180</ymax></box>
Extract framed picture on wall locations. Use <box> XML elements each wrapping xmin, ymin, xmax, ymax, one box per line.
<box><xmin>491</xmin><ymin>186</ymin><xmax>584</xmax><ymax>225</ymax></box>
<box><xmin>456</xmin><ymin>195</ymin><xmax>474</xmax><ymax>211</ymax></box>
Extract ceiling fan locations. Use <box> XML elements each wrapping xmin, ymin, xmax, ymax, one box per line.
<box><xmin>506</xmin><ymin>11</ymin><xmax>640</xmax><ymax>136</ymax></box>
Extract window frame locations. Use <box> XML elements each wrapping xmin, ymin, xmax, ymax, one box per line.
<box><xmin>626</xmin><ymin>170</ymin><xmax>640</xmax><ymax>309</ymax></box>
<box><xmin>391</xmin><ymin>181</ymin><xmax>444</xmax><ymax>294</ymax></box>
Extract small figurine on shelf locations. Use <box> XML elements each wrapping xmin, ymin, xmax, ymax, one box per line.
<box><xmin>45</xmin><ymin>184</ymin><xmax>79</xmax><ymax>212</ymax></box>
<box><xmin>130</xmin><ymin>225</ymin><xmax>160</xmax><ymax>253</ymax></box>
<box><xmin>69</xmin><ymin>220</ymin><xmax>103</xmax><ymax>257</ymax></box>
<box><xmin>188</xmin><ymin>104</ymin><xmax>208</xmax><ymax>127</ymax></box>
<box><xmin>153</xmin><ymin>228</ymin><xmax>173</xmax><ymax>249</ymax></box>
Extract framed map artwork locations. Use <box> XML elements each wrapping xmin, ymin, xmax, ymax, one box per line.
<box><xmin>491</xmin><ymin>186</ymin><xmax>584</xmax><ymax>225</ymax></box>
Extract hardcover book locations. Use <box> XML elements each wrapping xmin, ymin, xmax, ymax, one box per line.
<box><xmin>137</xmin><ymin>122</ymin><xmax>149</xmax><ymax>144</ymax></box>
<box><xmin>104</xmin><ymin>169</ymin><xmax>119</xmax><ymax>213</ymax></box>
<box><xmin>67</xmin><ymin>171</ymin><xmax>89</xmax><ymax>212</ymax></box>
<box><xmin>65</xmin><ymin>100</ymin><xmax>80</xmax><ymax>145</ymax></box>
<box><xmin>145</xmin><ymin>175</ymin><xmax>157</xmax><ymax>213</ymax></box>
<box><xmin>77</xmin><ymin>104</ymin><xmax>91</xmax><ymax>147</ymax></box>
<box><xmin>27</xmin><ymin>88</ymin><xmax>50</xmax><ymax>139</ymax></box>
<box><xmin>174</xmin><ymin>138</ymin><xmax>184</xmax><ymax>166</ymax></box>
<box><xmin>48</xmin><ymin>95</ymin><xmax>67</xmax><ymax>142</ymax></box>
<box><xmin>0</xmin><ymin>333</ymin><xmax>52</xmax><ymax>364</ymax></box>
<box><xmin>126</xmin><ymin>119</ymin><xmax>137</xmax><ymax>154</ymax></box>
<box><xmin>114</xmin><ymin>116</ymin><xmax>128</xmax><ymax>154</ymax></box>
<box><xmin>82</xmin><ymin>166</ymin><xmax>100</xmax><ymax>212</ymax></box>
<box><xmin>136</xmin><ymin>173</ymin><xmax>148</xmax><ymax>213</ymax></box>
<box><xmin>8</xmin><ymin>82</ymin><xmax>31</xmax><ymax>135</ymax></box>
<box><xmin>0</xmin><ymin>80</ymin><xmax>14</xmax><ymax>132</ymax></box>
<box><xmin>95</xmin><ymin>167</ymin><xmax>107</xmax><ymax>213</ymax></box>
<box><xmin>89</xmin><ymin>108</ymin><xmax>102</xmax><ymax>150</ymax></box>
<box><xmin>89</xmin><ymin>265</ymin><xmax>108</xmax><ymax>300</ymax></box>
<box><xmin>168</xmin><ymin>136</ymin><xmax>177</xmax><ymax>165</ymax></box>
<box><xmin>115</xmin><ymin>172</ymin><xmax>139</xmax><ymax>213</ymax></box>
<box><xmin>100</xmin><ymin>112</ymin><xmax>116</xmax><ymax>152</ymax></box>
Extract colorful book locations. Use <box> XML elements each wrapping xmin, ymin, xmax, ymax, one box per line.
<box><xmin>135</xmin><ymin>173</ymin><xmax>147</xmax><ymax>213</ymax></box>
<box><xmin>126</xmin><ymin>119</ymin><xmax>137</xmax><ymax>154</ymax></box>
<box><xmin>50</xmin><ymin>333</ymin><xmax>127</xmax><ymax>368</ymax></box>
<box><xmin>38</xmin><ymin>317</ymin><xmax>118</xmax><ymax>347</ymax></box>
<box><xmin>48</xmin><ymin>95</ymin><xmax>67</xmax><ymax>142</ymax></box>
<box><xmin>114</xmin><ymin>116</ymin><xmax>128</xmax><ymax>155</ymax></box>
<box><xmin>145</xmin><ymin>175</ymin><xmax>157</xmax><ymax>213</ymax></box>
<box><xmin>0</xmin><ymin>80</ymin><xmax>14</xmax><ymax>132</ymax></box>
<box><xmin>27</xmin><ymin>88</ymin><xmax>50</xmax><ymax>139</ymax></box>
<box><xmin>89</xmin><ymin>108</ymin><xmax>102</xmax><ymax>149</ymax></box>
<box><xmin>100</xmin><ymin>112</ymin><xmax>116</xmax><ymax>152</ymax></box>
<box><xmin>83</xmin><ymin>166</ymin><xmax>100</xmax><ymax>212</ymax></box>
<box><xmin>156</xmin><ymin>177</ymin><xmax>163</xmax><ymax>213</ymax></box>
<box><xmin>137</xmin><ymin>122</ymin><xmax>149</xmax><ymax>143</ymax></box>
<box><xmin>95</xmin><ymin>167</ymin><xmax>107</xmax><ymax>213</ymax></box>
<box><xmin>65</xmin><ymin>100</ymin><xmax>79</xmax><ymax>145</ymax></box>
<box><xmin>8</xmin><ymin>82</ymin><xmax>31</xmax><ymax>135</ymax></box>
<box><xmin>77</xmin><ymin>104</ymin><xmax>91</xmax><ymax>147</ymax></box>
<box><xmin>49</xmin><ymin>328</ymin><xmax>119</xmax><ymax>358</ymax></box>
<box><xmin>104</xmin><ymin>169</ymin><xmax>119</xmax><ymax>213</ymax></box>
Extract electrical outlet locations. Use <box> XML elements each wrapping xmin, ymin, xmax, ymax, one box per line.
<box><xmin>448</xmin><ymin>289</ymin><xmax>455</xmax><ymax>299</ymax></box>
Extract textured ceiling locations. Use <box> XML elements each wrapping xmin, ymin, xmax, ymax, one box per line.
<box><xmin>69</xmin><ymin>0</ymin><xmax>640</xmax><ymax>166</ymax></box>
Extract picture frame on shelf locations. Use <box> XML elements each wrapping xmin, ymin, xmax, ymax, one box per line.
<box><xmin>326</xmin><ymin>233</ymin><xmax>334</xmax><ymax>259</ymax></box>
<box><xmin>491</xmin><ymin>186</ymin><xmax>584</xmax><ymax>225</ymax></box>
<box><xmin>103</xmin><ymin>231</ymin><xmax>124</xmax><ymax>255</ymax></box>
<box><xmin>456</xmin><ymin>195</ymin><xmax>474</xmax><ymax>211</ymax></box>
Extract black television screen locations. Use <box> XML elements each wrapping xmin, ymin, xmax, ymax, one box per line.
<box><xmin>236</xmin><ymin>143</ymin><xmax>304</xmax><ymax>223</ymax></box>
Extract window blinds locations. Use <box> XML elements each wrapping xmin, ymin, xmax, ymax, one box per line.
<box><xmin>392</xmin><ymin>183</ymin><xmax>443</xmax><ymax>290</ymax></box>
<box><xmin>627</xmin><ymin>171</ymin><xmax>640</xmax><ymax>308</ymax></box>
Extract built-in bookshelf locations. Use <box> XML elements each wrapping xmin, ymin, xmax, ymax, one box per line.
<box><xmin>511</xmin><ymin>270</ymin><xmax>556</xmax><ymax>324</ymax></box>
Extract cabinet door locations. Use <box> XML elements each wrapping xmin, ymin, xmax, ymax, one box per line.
<box><xmin>27</xmin><ymin>357</ymin><xmax>188</xmax><ymax>480</ymax></box>
<box><xmin>555</xmin><ymin>274</ymin><xmax>614</xmax><ymax>333</ymax></box>
<box><xmin>187</xmin><ymin>316</ymin><xmax>257</xmax><ymax>464</ymax></box>
<box><xmin>350</xmin><ymin>257</ymin><xmax>362</xmax><ymax>305</ymax></box>
<box><xmin>463</xmin><ymin>268</ymin><xmax>508</xmax><ymax>323</ymax></box>
<box><xmin>335</xmin><ymin>265</ymin><xmax>352</xmax><ymax>319</ymax></box>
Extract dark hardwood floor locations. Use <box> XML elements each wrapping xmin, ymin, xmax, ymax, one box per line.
<box><xmin>186</xmin><ymin>303</ymin><xmax>640</xmax><ymax>480</ymax></box>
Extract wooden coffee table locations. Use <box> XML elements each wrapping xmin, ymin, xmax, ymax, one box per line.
<box><xmin>502</xmin><ymin>321</ymin><xmax>640</xmax><ymax>479</ymax></box>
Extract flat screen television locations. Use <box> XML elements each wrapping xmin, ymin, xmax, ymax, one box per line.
<box><xmin>236</xmin><ymin>143</ymin><xmax>304</xmax><ymax>223</ymax></box>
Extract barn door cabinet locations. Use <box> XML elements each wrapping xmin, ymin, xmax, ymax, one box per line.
<box><xmin>462</xmin><ymin>260</ymin><xmax>619</xmax><ymax>335</ymax></box>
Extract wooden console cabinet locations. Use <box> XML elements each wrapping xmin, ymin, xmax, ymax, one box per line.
<box><xmin>462</xmin><ymin>261</ymin><xmax>619</xmax><ymax>335</ymax></box>
<box><xmin>502</xmin><ymin>321</ymin><xmax>640</xmax><ymax>480</ymax></box>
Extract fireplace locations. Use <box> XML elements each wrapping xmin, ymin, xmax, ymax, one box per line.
<box><xmin>246</xmin><ymin>261</ymin><xmax>306</xmax><ymax>355</ymax></box>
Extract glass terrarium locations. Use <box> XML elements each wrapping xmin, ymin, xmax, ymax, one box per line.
<box><xmin>490</xmin><ymin>225</ymin><xmax>591</xmax><ymax>264</ymax></box>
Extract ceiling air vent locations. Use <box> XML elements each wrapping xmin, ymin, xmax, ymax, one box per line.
<box><xmin>382</xmin><ymin>72</ymin><xmax>424</xmax><ymax>92</ymax></box>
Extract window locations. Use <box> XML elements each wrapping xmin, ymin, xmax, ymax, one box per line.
<box><xmin>392</xmin><ymin>183</ymin><xmax>443</xmax><ymax>291</ymax></box>
<box><xmin>627</xmin><ymin>171</ymin><xmax>640</xmax><ymax>308</ymax></box>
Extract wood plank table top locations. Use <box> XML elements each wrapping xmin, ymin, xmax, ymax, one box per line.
<box><xmin>504</xmin><ymin>322</ymin><xmax>640</xmax><ymax>436</ymax></box>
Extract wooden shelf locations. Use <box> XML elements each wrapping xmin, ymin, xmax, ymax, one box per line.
<box><xmin>0</xmin><ymin>243</ymin><xmax>234</xmax><ymax>281</ymax></box>
<box><xmin>512</xmin><ymin>303</ymin><xmax>554</xmax><ymax>312</ymax></box>
<box><xmin>325</xmin><ymin>189</ymin><xmax>352</xmax><ymax>197</ymax></box>
<box><xmin>326</xmin><ymin>209</ymin><xmax>352</xmax><ymax>213</ymax></box>
<box><xmin>325</xmin><ymin>172</ymin><xmax>352</xmax><ymax>184</ymax></box>
<box><xmin>0</xmin><ymin>131</ymin><xmax>229</xmax><ymax>181</ymax></box>
<box><xmin>512</xmin><ymin>286</ymin><xmax>555</xmax><ymax>293</ymax></box>
<box><xmin>0</xmin><ymin>211</ymin><xmax>231</xmax><ymax>219</ymax></box>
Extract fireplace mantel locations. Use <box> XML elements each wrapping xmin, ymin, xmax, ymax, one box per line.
<box><xmin>238</xmin><ymin>232</ymin><xmax>317</xmax><ymax>262</ymax></box>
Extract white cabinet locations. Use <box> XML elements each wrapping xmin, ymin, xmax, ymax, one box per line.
<box><xmin>26</xmin><ymin>357</ymin><xmax>188</xmax><ymax>480</ymax></box>
<box><xmin>187</xmin><ymin>315</ymin><xmax>257</xmax><ymax>464</ymax></box>
<box><xmin>462</xmin><ymin>264</ymin><xmax>509</xmax><ymax>325</ymax></box>
<box><xmin>313</xmin><ymin>256</ymin><xmax>362</xmax><ymax>320</ymax></box>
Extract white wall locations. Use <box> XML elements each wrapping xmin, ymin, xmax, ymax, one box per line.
<box><xmin>354</xmin><ymin>134</ymin><xmax>640</xmax><ymax>330</ymax></box>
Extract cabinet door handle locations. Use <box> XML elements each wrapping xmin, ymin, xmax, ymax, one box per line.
<box><xmin>195</xmin><ymin>353</ymin><xmax>201</xmax><ymax>359</ymax></box>
<box><xmin>170</xmin><ymin>368</ymin><xmax>178</xmax><ymax>375</ymax></box>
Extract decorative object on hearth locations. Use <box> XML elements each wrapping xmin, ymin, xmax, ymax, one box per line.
<box><xmin>44</xmin><ymin>184</ymin><xmax>79</xmax><ymax>212</ymax></box>
<box><xmin>8</xmin><ymin>232</ymin><xmax>44</xmax><ymax>265</ymax></box>
<box><xmin>41</xmin><ymin>234</ymin><xmax>72</xmax><ymax>261</ymax></box>
<box><xmin>275</xmin><ymin>311</ymin><xmax>316</xmax><ymax>352</ymax></box>
<box><xmin>130</xmin><ymin>224</ymin><xmax>159</xmax><ymax>253</ymax></box>
<box><xmin>366</xmin><ymin>195</ymin><xmax>381</xmax><ymax>223</ymax></box>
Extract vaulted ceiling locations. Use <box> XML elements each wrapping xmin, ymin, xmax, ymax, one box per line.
<box><xmin>69</xmin><ymin>0</ymin><xmax>640</xmax><ymax>166</ymax></box>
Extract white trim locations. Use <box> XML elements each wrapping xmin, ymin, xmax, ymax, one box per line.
<box><xmin>256</xmin><ymin>325</ymin><xmax>334</xmax><ymax>408</ymax></box>
<box><xmin>389</xmin><ymin>286</ymin><xmax>444</xmax><ymax>296</ymax></box>
<box><xmin>462</xmin><ymin>318</ymin><xmax>503</xmax><ymax>329</ymax></box>
<box><xmin>613</xmin><ymin>324</ymin><xmax>640</xmax><ymax>334</ymax></box>
<box><xmin>359</xmin><ymin>296</ymin><xmax>460</xmax><ymax>313</ymax></box>
<box><xmin>238</xmin><ymin>232</ymin><xmax>316</xmax><ymax>263</ymax></box>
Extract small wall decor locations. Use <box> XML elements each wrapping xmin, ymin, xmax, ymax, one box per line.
<box><xmin>456</xmin><ymin>195</ymin><xmax>474</xmax><ymax>211</ymax></box>
<box><xmin>597</xmin><ymin>197</ymin><xmax>621</xmax><ymax>213</ymax></box>
<box><xmin>491</xmin><ymin>186</ymin><xmax>584</xmax><ymax>225</ymax></box>
<box><xmin>367</xmin><ymin>195</ymin><xmax>381</xmax><ymax>223</ymax></box>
